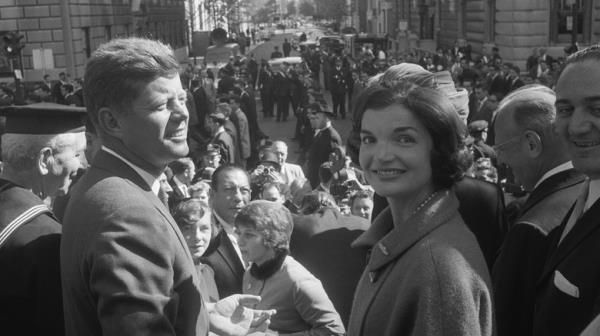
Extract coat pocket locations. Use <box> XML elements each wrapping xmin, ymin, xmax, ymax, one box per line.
<box><xmin>553</xmin><ymin>270</ymin><xmax>579</xmax><ymax>298</ymax></box>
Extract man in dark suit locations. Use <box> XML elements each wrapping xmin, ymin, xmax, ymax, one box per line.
<box><xmin>0</xmin><ymin>103</ymin><xmax>87</xmax><ymax>336</ymax></box>
<box><xmin>246</xmin><ymin>54</ymin><xmax>258</xmax><ymax>86</ymax></box>
<box><xmin>51</xmin><ymin>72</ymin><xmax>68</xmax><ymax>104</ymax></box>
<box><xmin>488</xmin><ymin>65</ymin><xmax>508</xmax><ymax>100</ymax></box>
<box><xmin>290</xmin><ymin>200</ymin><xmax>370</xmax><ymax>326</ymax></box>
<box><xmin>305</xmin><ymin>103</ymin><xmax>342</xmax><ymax>188</ymax></box>
<box><xmin>202</xmin><ymin>165</ymin><xmax>250</xmax><ymax>298</ymax></box>
<box><xmin>257</xmin><ymin>60</ymin><xmax>274</xmax><ymax>118</ymax></box>
<box><xmin>330</xmin><ymin>58</ymin><xmax>348</xmax><ymax>119</ymax></box>
<box><xmin>272</xmin><ymin>61</ymin><xmax>292</xmax><ymax>122</ymax></box>
<box><xmin>167</xmin><ymin>157</ymin><xmax>195</xmax><ymax>209</ymax></box>
<box><xmin>190</xmin><ymin>79</ymin><xmax>212</xmax><ymax>137</ymax></box>
<box><xmin>506</xmin><ymin>65</ymin><xmax>525</xmax><ymax>94</ymax></box>
<box><xmin>270</xmin><ymin>46</ymin><xmax>283</xmax><ymax>59</ymax></box>
<box><xmin>61</xmin><ymin>38</ymin><xmax>264</xmax><ymax>336</ymax></box>
<box><xmin>491</xmin><ymin>85</ymin><xmax>586</xmax><ymax>336</ymax></box>
<box><xmin>533</xmin><ymin>46</ymin><xmax>600</xmax><ymax>336</ymax></box>
<box><xmin>282</xmin><ymin>38</ymin><xmax>292</xmax><ymax>57</ymax></box>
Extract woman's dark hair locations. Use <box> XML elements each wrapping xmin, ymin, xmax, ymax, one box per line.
<box><xmin>354</xmin><ymin>82</ymin><xmax>471</xmax><ymax>189</ymax></box>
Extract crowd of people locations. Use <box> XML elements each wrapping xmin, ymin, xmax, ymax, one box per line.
<box><xmin>1</xmin><ymin>32</ymin><xmax>600</xmax><ymax>336</ymax></box>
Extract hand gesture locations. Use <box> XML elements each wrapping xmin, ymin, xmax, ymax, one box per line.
<box><xmin>209</xmin><ymin>294</ymin><xmax>277</xmax><ymax>336</ymax></box>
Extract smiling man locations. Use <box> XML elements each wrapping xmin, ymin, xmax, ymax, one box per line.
<box><xmin>60</xmin><ymin>38</ymin><xmax>210</xmax><ymax>336</ymax></box>
<box><xmin>533</xmin><ymin>46</ymin><xmax>600</xmax><ymax>336</ymax></box>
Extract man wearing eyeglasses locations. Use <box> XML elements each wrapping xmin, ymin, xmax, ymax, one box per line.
<box><xmin>491</xmin><ymin>84</ymin><xmax>585</xmax><ymax>336</ymax></box>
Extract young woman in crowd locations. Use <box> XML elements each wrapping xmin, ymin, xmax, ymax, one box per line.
<box><xmin>347</xmin><ymin>82</ymin><xmax>493</xmax><ymax>335</ymax></box>
<box><xmin>172</xmin><ymin>199</ymin><xmax>219</xmax><ymax>303</ymax></box>
<box><xmin>235</xmin><ymin>200</ymin><xmax>345</xmax><ymax>336</ymax></box>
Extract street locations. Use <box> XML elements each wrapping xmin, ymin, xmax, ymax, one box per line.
<box><xmin>248</xmin><ymin>31</ymin><xmax>353</xmax><ymax>164</ymax></box>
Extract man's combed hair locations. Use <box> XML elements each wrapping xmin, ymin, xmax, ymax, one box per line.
<box><xmin>497</xmin><ymin>84</ymin><xmax>556</xmax><ymax>139</ymax></box>
<box><xmin>84</xmin><ymin>38</ymin><xmax>180</xmax><ymax>130</ymax></box>
<box><xmin>564</xmin><ymin>44</ymin><xmax>600</xmax><ymax>66</ymax></box>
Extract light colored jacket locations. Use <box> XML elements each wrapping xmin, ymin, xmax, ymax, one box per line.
<box><xmin>348</xmin><ymin>189</ymin><xmax>494</xmax><ymax>336</ymax></box>
<box><xmin>243</xmin><ymin>256</ymin><xmax>345</xmax><ymax>336</ymax></box>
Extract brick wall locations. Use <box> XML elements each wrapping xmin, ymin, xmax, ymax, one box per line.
<box><xmin>494</xmin><ymin>0</ymin><xmax>550</xmax><ymax>71</ymax></box>
<box><xmin>0</xmin><ymin>0</ymin><xmax>187</xmax><ymax>81</ymax></box>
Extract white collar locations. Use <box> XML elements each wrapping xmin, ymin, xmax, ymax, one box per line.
<box><xmin>213</xmin><ymin>209</ymin><xmax>235</xmax><ymax>235</ymax></box>
<box><xmin>586</xmin><ymin>179</ymin><xmax>600</xmax><ymax>212</ymax></box>
<box><xmin>314</xmin><ymin>121</ymin><xmax>332</xmax><ymax>136</ymax></box>
<box><xmin>214</xmin><ymin>126</ymin><xmax>225</xmax><ymax>137</ymax></box>
<box><xmin>101</xmin><ymin>146</ymin><xmax>160</xmax><ymax>195</ymax></box>
<box><xmin>533</xmin><ymin>161</ymin><xmax>574</xmax><ymax>190</ymax></box>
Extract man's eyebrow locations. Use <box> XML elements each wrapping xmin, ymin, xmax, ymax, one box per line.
<box><xmin>584</xmin><ymin>96</ymin><xmax>600</xmax><ymax>103</ymax></box>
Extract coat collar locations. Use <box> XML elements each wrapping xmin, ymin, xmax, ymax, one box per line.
<box><xmin>353</xmin><ymin>189</ymin><xmax>460</xmax><ymax>272</ymax></box>
<box><xmin>539</xmin><ymin>195</ymin><xmax>600</xmax><ymax>284</ymax></box>
<box><xmin>520</xmin><ymin>168</ymin><xmax>585</xmax><ymax>216</ymax></box>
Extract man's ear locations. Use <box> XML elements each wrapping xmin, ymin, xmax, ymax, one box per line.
<box><xmin>37</xmin><ymin>147</ymin><xmax>53</xmax><ymax>176</ymax></box>
<box><xmin>524</xmin><ymin>130</ymin><xmax>543</xmax><ymax>158</ymax></box>
<box><xmin>97</xmin><ymin>107</ymin><xmax>123</xmax><ymax>138</ymax></box>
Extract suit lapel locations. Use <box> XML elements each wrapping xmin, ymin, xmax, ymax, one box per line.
<box><xmin>539</xmin><ymin>199</ymin><xmax>600</xmax><ymax>284</ymax></box>
<box><xmin>93</xmin><ymin>150</ymin><xmax>195</xmax><ymax>264</ymax></box>
<box><xmin>520</xmin><ymin>169</ymin><xmax>585</xmax><ymax>215</ymax></box>
<box><xmin>354</xmin><ymin>190</ymin><xmax>459</xmax><ymax>272</ymax></box>
<box><xmin>216</xmin><ymin>230</ymin><xmax>245</xmax><ymax>276</ymax></box>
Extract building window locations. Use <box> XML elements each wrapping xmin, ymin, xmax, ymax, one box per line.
<box><xmin>83</xmin><ymin>27</ymin><xmax>91</xmax><ymax>58</ymax></box>
<box><xmin>105</xmin><ymin>25</ymin><xmax>112</xmax><ymax>41</ymax></box>
<box><xmin>550</xmin><ymin>0</ymin><xmax>592</xmax><ymax>44</ymax></box>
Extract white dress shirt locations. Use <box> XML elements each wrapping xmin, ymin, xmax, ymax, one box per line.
<box><xmin>213</xmin><ymin>210</ymin><xmax>246</xmax><ymax>267</ymax></box>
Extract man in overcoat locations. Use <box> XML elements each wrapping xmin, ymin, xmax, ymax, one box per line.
<box><xmin>305</xmin><ymin>103</ymin><xmax>342</xmax><ymax>189</ymax></box>
<box><xmin>492</xmin><ymin>85</ymin><xmax>585</xmax><ymax>336</ymax></box>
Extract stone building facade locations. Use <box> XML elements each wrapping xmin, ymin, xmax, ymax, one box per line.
<box><xmin>355</xmin><ymin>0</ymin><xmax>600</xmax><ymax>70</ymax></box>
<box><xmin>0</xmin><ymin>0</ymin><xmax>187</xmax><ymax>81</ymax></box>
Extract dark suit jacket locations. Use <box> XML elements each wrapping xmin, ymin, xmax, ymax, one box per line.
<box><xmin>217</xmin><ymin>75</ymin><xmax>235</xmax><ymax>95</ymax></box>
<box><xmin>372</xmin><ymin>176</ymin><xmax>507</xmax><ymax>268</ymax></box>
<box><xmin>306</xmin><ymin>126</ymin><xmax>342</xmax><ymax>188</ymax></box>
<box><xmin>240</xmin><ymin>90</ymin><xmax>260</xmax><ymax>143</ymax></box>
<box><xmin>493</xmin><ymin>169</ymin><xmax>585</xmax><ymax>336</ymax></box>
<box><xmin>330</xmin><ymin>67</ymin><xmax>348</xmax><ymax>95</ymax></box>
<box><xmin>258</xmin><ymin>68</ymin><xmax>273</xmax><ymax>92</ymax></box>
<box><xmin>488</xmin><ymin>73</ymin><xmax>508</xmax><ymax>98</ymax></box>
<box><xmin>201</xmin><ymin>228</ymin><xmax>245</xmax><ymax>298</ymax></box>
<box><xmin>61</xmin><ymin>150</ymin><xmax>209</xmax><ymax>336</ymax></box>
<box><xmin>290</xmin><ymin>208</ymin><xmax>370</xmax><ymax>327</ymax></box>
<box><xmin>0</xmin><ymin>179</ymin><xmax>64</xmax><ymax>336</ymax></box>
<box><xmin>191</xmin><ymin>86</ymin><xmax>212</xmax><ymax>134</ymax></box>
<box><xmin>272</xmin><ymin>70</ymin><xmax>291</xmax><ymax>98</ymax></box>
<box><xmin>533</xmin><ymin>181</ymin><xmax>600</xmax><ymax>336</ymax></box>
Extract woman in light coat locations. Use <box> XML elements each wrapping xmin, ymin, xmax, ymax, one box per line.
<box><xmin>348</xmin><ymin>81</ymin><xmax>494</xmax><ymax>336</ymax></box>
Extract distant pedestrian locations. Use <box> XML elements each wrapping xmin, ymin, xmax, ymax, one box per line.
<box><xmin>283</xmin><ymin>38</ymin><xmax>292</xmax><ymax>57</ymax></box>
<box><xmin>271</xmin><ymin>46</ymin><xmax>283</xmax><ymax>59</ymax></box>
